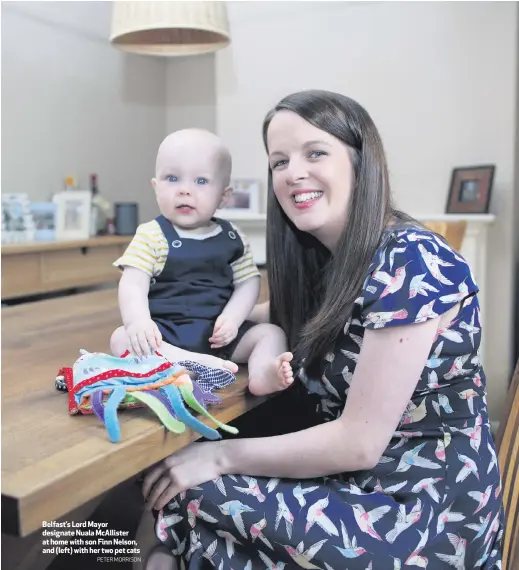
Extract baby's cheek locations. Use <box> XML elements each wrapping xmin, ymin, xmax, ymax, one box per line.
<box><xmin>157</xmin><ymin>193</ymin><xmax>173</xmax><ymax>212</ymax></box>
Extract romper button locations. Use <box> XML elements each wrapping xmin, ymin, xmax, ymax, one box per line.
<box><xmin>228</xmin><ymin>231</ymin><xmax>236</xmax><ymax>240</ymax></box>
<box><xmin>172</xmin><ymin>240</ymin><xmax>182</xmax><ymax>248</ymax></box>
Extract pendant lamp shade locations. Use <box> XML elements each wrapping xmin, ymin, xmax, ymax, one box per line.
<box><xmin>110</xmin><ymin>1</ymin><xmax>230</xmax><ymax>56</ymax></box>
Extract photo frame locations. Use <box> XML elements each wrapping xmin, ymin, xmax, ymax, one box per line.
<box><xmin>445</xmin><ymin>165</ymin><xmax>495</xmax><ymax>214</ymax></box>
<box><xmin>30</xmin><ymin>202</ymin><xmax>57</xmax><ymax>241</ymax></box>
<box><xmin>53</xmin><ymin>190</ymin><xmax>92</xmax><ymax>240</ymax></box>
<box><xmin>219</xmin><ymin>178</ymin><xmax>261</xmax><ymax>214</ymax></box>
<box><xmin>1</xmin><ymin>193</ymin><xmax>36</xmax><ymax>244</ymax></box>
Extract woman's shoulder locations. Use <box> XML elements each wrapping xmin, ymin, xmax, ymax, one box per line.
<box><xmin>384</xmin><ymin>223</ymin><xmax>456</xmax><ymax>248</ymax></box>
<box><xmin>359</xmin><ymin>223</ymin><xmax>479</xmax><ymax>328</ymax></box>
<box><xmin>372</xmin><ymin>224</ymin><xmax>473</xmax><ymax>276</ymax></box>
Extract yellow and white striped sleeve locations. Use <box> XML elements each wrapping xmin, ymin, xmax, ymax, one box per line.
<box><xmin>113</xmin><ymin>220</ymin><xmax>168</xmax><ymax>277</ymax></box>
<box><xmin>230</xmin><ymin>223</ymin><xmax>261</xmax><ymax>286</ymax></box>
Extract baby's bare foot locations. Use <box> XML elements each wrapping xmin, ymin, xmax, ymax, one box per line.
<box><xmin>158</xmin><ymin>344</ymin><xmax>238</xmax><ymax>374</ymax></box>
<box><xmin>276</xmin><ymin>352</ymin><xmax>294</xmax><ymax>389</ymax></box>
<box><xmin>248</xmin><ymin>352</ymin><xmax>294</xmax><ymax>396</ymax></box>
<box><xmin>195</xmin><ymin>353</ymin><xmax>239</xmax><ymax>374</ymax></box>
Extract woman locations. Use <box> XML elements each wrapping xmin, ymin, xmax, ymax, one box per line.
<box><xmin>140</xmin><ymin>90</ymin><xmax>504</xmax><ymax>569</ymax></box>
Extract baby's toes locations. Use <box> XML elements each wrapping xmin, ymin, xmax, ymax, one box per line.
<box><xmin>280</xmin><ymin>351</ymin><xmax>293</xmax><ymax>363</ymax></box>
<box><xmin>222</xmin><ymin>360</ymin><xmax>239</xmax><ymax>374</ymax></box>
<box><xmin>280</xmin><ymin>363</ymin><xmax>294</xmax><ymax>385</ymax></box>
<box><xmin>283</xmin><ymin>376</ymin><xmax>294</xmax><ymax>388</ymax></box>
<box><xmin>281</xmin><ymin>362</ymin><xmax>293</xmax><ymax>377</ymax></box>
<box><xmin>276</xmin><ymin>352</ymin><xmax>293</xmax><ymax>368</ymax></box>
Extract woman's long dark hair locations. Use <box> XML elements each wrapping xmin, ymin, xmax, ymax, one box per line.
<box><xmin>263</xmin><ymin>90</ymin><xmax>414</xmax><ymax>368</ymax></box>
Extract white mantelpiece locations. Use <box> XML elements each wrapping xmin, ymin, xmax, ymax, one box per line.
<box><xmin>221</xmin><ymin>211</ymin><xmax>496</xmax><ymax>360</ymax></box>
<box><xmin>216</xmin><ymin>211</ymin><xmax>268</xmax><ymax>265</ymax></box>
<box><xmin>221</xmin><ymin>212</ymin><xmax>495</xmax><ymax>272</ymax></box>
<box><xmin>415</xmin><ymin>215</ymin><xmax>496</xmax><ymax>312</ymax></box>
<box><xmin>415</xmin><ymin>214</ymin><xmax>496</xmax><ymax>364</ymax></box>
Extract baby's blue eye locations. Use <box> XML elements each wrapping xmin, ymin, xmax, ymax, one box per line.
<box><xmin>195</xmin><ymin>178</ymin><xmax>208</xmax><ymax>185</ymax></box>
<box><xmin>166</xmin><ymin>175</ymin><xmax>178</xmax><ymax>182</ymax></box>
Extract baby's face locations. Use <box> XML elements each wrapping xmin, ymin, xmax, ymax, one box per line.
<box><xmin>153</xmin><ymin>137</ymin><xmax>231</xmax><ymax>230</ymax></box>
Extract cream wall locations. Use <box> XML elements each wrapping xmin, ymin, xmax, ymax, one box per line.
<box><xmin>1</xmin><ymin>1</ymin><xmax>166</xmax><ymax>222</ymax></box>
<box><xmin>167</xmin><ymin>1</ymin><xmax>518</xmax><ymax>421</ymax></box>
<box><xmin>165</xmin><ymin>53</ymin><xmax>216</xmax><ymax>135</ymax></box>
<box><xmin>216</xmin><ymin>2</ymin><xmax>516</xmax><ymax>213</ymax></box>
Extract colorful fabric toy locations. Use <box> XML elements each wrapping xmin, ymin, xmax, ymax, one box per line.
<box><xmin>56</xmin><ymin>349</ymin><xmax>239</xmax><ymax>443</ymax></box>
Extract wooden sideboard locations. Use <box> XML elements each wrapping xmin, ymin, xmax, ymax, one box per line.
<box><xmin>0</xmin><ymin>220</ymin><xmax>475</xmax><ymax>305</ymax></box>
<box><xmin>1</xmin><ymin>236</ymin><xmax>131</xmax><ymax>301</ymax></box>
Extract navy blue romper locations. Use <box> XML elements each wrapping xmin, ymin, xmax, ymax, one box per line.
<box><xmin>148</xmin><ymin>215</ymin><xmax>255</xmax><ymax>360</ymax></box>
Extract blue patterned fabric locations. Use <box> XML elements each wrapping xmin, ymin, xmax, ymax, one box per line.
<box><xmin>179</xmin><ymin>360</ymin><xmax>236</xmax><ymax>394</ymax></box>
<box><xmin>156</xmin><ymin>227</ymin><xmax>504</xmax><ymax>569</ymax></box>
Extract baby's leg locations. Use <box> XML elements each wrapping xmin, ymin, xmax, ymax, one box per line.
<box><xmin>133</xmin><ymin>510</ymin><xmax>177</xmax><ymax>570</ymax></box>
<box><xmin>110</xmin><ymin>326</ymin><xmax>238</xmax><ymax>373</ymax></box>
<box><xmin>231</xmin><ymin>323</ymin><xmax>293</xmax><ymax>396</ymax></box>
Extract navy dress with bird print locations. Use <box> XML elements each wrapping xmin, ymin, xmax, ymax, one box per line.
<box><xmin>155</xmin><ymin>226</ymin><xmax>504</xmax><ymax>569</ymax></box>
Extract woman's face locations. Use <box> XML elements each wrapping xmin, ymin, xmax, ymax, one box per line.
<box><xmin>267</xmin><ymin>110</ymin><xmax>354</xmax><ymax>251</ymax></box>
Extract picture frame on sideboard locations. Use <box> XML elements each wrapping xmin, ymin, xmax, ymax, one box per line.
<box><xmin>53</xmin><ymin>190</ymin><xmax>92</xmax><ymax>240</ymax></box>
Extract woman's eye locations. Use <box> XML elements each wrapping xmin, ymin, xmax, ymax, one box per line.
<box><xmin>195</xmin><ymin>178</ymin><xmax>208</xmax><ymax>185</ymax></box>
<box><xmin>272</xmin><ymin>159</ymin><xmax>288</xmax><ymax>169</ymax></box>
<box><xmin>166</xmin><ymin>175</ymin><xmax>178</xmax><ymax>182</ymax></box>
<box><xmin>309</xmin><ymin>151</ymin><xmax>327</xmax><ymax>159</ymax></box>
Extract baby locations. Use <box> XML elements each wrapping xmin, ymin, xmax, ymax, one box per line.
<box><xmin>110</xmin><ymin>128</ymin><xmax>292</xmax><ymax>396</ymax></box>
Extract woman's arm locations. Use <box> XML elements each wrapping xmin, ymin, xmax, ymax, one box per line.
<box><xmin>218</xmin><ymin>316</ymin><xmax>440</xmax><ymax>478</ymax></box>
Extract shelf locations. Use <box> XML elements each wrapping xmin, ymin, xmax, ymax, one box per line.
<box><xmin>1</xmin><ymin>235</ymin><xmax>132</xmax><ymax>256</ymax></box>
<box><xmin>215</xmin><ymin>211</ymin><xmax>495</xmax><ymax>224</ymax></box>
<box><xmin>413</xmin><ymin>213</ymin><xmax>496</xmax><ymax>224</ymax></box>
<box><xmin>215</xmin><ymin>210</ymin><xmax>266</xmax><ymax>222</ymax></box>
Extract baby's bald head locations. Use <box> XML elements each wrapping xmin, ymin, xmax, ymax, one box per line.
<box><xmin>155</xmin><ymin>128</ymin><xmax>232</xmax><ymax>187</ymax></box>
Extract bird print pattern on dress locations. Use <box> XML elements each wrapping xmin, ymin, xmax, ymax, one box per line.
<box><xmin>154</xmin><ymin>227</ymin><xmax>504</xmax><ymax>569</ymax></box>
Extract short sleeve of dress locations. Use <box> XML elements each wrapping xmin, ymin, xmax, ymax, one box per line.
<box><xmin>361</xmin><ymin>229</ymin><xmax>478</xmax><ymax>329</ymax></box>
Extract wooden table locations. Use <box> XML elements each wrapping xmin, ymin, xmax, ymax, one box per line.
<box><xmin>1</xmin><ymin>236</ymin><xmax>131</xmax><ymax>301</ymax></box>
<box><xmin>2</xmin><ymin>289</ymin><xmax>267</xmax><ymax>537</ymax></box>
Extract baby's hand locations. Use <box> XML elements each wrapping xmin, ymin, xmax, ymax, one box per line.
<box><xmin>126</xmin><ymin>319</ymin><xmax>162</xmax><ymax>357</ymax></box>
<box><xmin>209</xmin><ymin>315</ymin><xmax>239</xmax><ymax>349</ymax></box>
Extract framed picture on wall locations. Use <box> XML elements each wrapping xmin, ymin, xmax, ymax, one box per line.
<box><xmin>445</xmin><ymin>165</ymin><xmax>495</xmax><ymax>214</ymax></box>
<box><xmin>219</xmin><ymin>178</ymin><xmax>261</xmax><ymax>214</ymax></box>
<box><xmin>53</xmin><ymin>190</ymin><xmax>92</xmax><ymax>240</ymax></box>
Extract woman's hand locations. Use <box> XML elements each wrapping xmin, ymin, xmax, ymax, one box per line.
<box><xmin>142</xmin><ymin>441</ymin><xmax>224</xmax><ymax>511</ymax></box>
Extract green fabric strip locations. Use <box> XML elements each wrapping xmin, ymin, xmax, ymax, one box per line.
<box><xmin>131</xmin><ymin>391</ymin><xmax>186</xmax><ymax>434</ymax></box>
